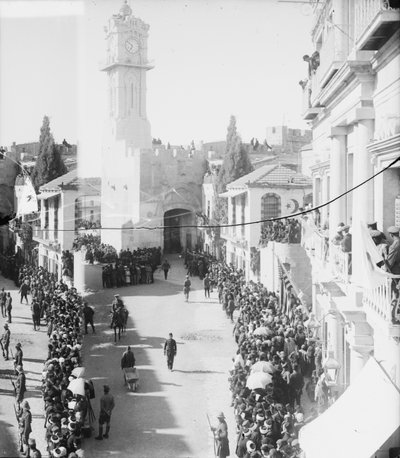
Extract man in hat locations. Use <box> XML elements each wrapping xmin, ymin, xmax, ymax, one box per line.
<box><xmin>0</xmin><ymin>323</ymin><xmax>10</xmax><ymax>360</ymax></box>
<box><xmin>5</xmin><ymin>291</ymin><xmax>12</xmax><ymax>323</ymax></box>
<box><xmin>14</xmin><ymin>342</ymin><xmax>23</xmax><ymax>373</ymax></box>
<box><xmin>83</xmin><ymin>302</ymin><xmax>95</xmax><ymax>334</ymax></box>
<box><xmin>18</xmin><ymin>400</ymin><xmax>32</xmax><ymax>456</ymax></box>
<box><xmin>211</xmin><ymin>412</ymin><xmax>230</xmax><ymax>458</ymax></box>
<box><xmin>111</xmin><ymin>294</ymin><xmax>123</xmax><ymax>313</ymax></box>
<box><xmin>164</xmin><ymin>332</ymin><xmax>177</xmax><ymax>371</ymax></box>
<box><xmin>121</xmin><ymin>345</ymin><xmax>136</xmax><ymax>371</ymax></box>
<box><xmin>0</xmin><ymin>287</ymin><xmax>6</xmax><ymax>318</ymax></box>
<box><xmin>19</xmin><ymin>280</ymin><xmax>30</xmax><ymax>304</ymax></box>
<box><xmin>95</xmin><ymin>385</ymin><xmax>115</xmax><ymax>440</ymax></box>
<box><xmin>161</xmin><ymin>259</ymin><xmax>171</xmax><ymax>280</ymax></box>
<box><xmin>15</xmin><ymin>365</ymin><xmax>27</xmax><ymax>407</ymax></box>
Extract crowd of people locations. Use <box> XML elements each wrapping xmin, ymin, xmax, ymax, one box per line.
<box><xmin>259</xmin><ymin>220</ymin><xmax>302</xmax><ymax>247</ymax></box>
<box><xmin>6</xmin><ymin>264</ymin><xmax>90</xmax><ymax>457</ymax></box>
<box><xmin>101</xmin><ymin>247</ymin><xmax>162</xmax><ymax>288</ymax></box>
<box><xmin>203</xmin><ymin>257</ymin><xmax>327</xmax><ymax>458</ymax></box>
<box><xmin>72</xmin><ymin>235</ymin><xmax>117</xmax><ymax>264</ymax></box>
<box><xmin>184</xmin><ymin>250</ymin><xmax>211</xmax><ymax>279</ymax></box>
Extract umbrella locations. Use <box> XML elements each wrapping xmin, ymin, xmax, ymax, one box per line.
<box><xmin>67</xmin><ymin>378</ymin><xmax>85</xmax><ymax>396</ymax></box>
<box><xmin>251</xmin><ymin>361</ymin><xmax>276</xmax><ymax>375</ymax></box>
<box><xmin>253</xmin><ymin>326</ymin><xmax>271</xmax><ymax>337</ymax></box>
<box><xmin>71</xmin><ymin>367</ymin><xmax>85</xmax><ymax>378</ymax></box>
<box><xmin>246</xmin><ymin>372</ymin><xmax>273</xmax><ymax>390</ymax></box>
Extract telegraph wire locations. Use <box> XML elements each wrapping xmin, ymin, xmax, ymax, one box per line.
<box><xmin>27</xmin><ymin>154</ymin><xmax>399</xmax><ymax>232</ymax></box>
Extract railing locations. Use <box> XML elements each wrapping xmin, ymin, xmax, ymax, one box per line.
<box><xmin>301</xmin><ymin>79</ymin><xmax>312</xmax><ymax>114</ymax></box>
<box><xmin>330</xmin><ymin>243</ymin><xmax>351</xmax><ymax>283</ymax></box>
<box><xmin>354</xmin><ymin>0</ymin><xmax>398</xmax><ymax>43</ymax></box>
<box><xmin>301</xmin><ymin>218</ymin><xmax>329</xmax><ymax>263</ymax></box>
<box><xmin>363</xmin><ymin>277</ymin><xmax>398</xmax><ymax>324</ymax></box>
<box><xmin>33</xmin><ymin>227</ymin><xmax>59</xmax><ymax>244</ymax></box>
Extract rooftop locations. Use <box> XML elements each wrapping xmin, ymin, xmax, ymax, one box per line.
<box><xmin>227</xmin><ymin>163</ymin><xmax>312</xmax><ymax>189</ymax></box>
<box><xmin>39</xmin><ymin>170</ymin><xmax>101</xmax><ymax>195</ymax></box>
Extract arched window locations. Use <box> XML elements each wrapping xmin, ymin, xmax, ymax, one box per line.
<box><xmin>261</xmin><ymin>193</ymin><xmax>281</xmax><ymax>222</ymax></box>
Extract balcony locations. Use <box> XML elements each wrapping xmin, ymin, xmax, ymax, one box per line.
<box><xmin>363</xmin><ymin>277</ymin><xmax>400</xmax><ymax>338</ymax></box>
<box><xmin>316</xmin><ymin>25</ymin><xmax>348</xmax><ymax>90</ymax></box>
<box><xmin>33</xmin><ymin>227</ymin><xmax>59</xmax><ymax>247</ymax></box>
<box><xmin>301</xmin><ymin>218</ymin><xmax>329</xmax><ymax>263</ymax></box>
<box><xmin>355</xmin><ymin>0</ymin><xmax>400</xmax><ymax>51</ymax></box>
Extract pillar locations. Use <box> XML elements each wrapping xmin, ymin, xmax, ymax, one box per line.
<box><xmin>329</xmin><ymin>127</ymin><xmax>347</xmax><ymax>239</ymax></box>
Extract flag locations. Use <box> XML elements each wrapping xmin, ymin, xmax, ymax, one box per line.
<box><xmin>17</xmin><ymin>176</ymin><xmax>38</xmax><ymax>215</ymax></box>
<box><xmin>353</xmin><ymin>221</ymin><xmax>400</xmax><ymax>290</ymax></box>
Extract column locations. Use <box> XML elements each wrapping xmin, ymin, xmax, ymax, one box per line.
<box><xmin>353</xmin><ymin>119</ymin><xmax>374</xmax><ymax>224</ymax></box>
<box><xmin>329</xmin><ymin>127</ymin><xmax>347</xmax><ymax>239</ymax></box>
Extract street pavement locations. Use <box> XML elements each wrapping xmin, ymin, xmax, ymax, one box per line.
<box><xmin>0</xmin><ymin>274</ymin><xmax>49</xmax><ymax>458</ymax></box>
<box><xmin>82</xmin><ymin>255</ymin><xmax>238</xmax><ymax>458</ymax></box>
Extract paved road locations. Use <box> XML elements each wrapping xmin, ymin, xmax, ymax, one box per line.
<box><xmin>83</xmin><ymin>256</ymin><xmax>238</xmax><ymax>458</ymax></box>
<box><xmin>0</xmin><ymin>274</ymin><xmax>48</xmax><ymax>458</ymax></box>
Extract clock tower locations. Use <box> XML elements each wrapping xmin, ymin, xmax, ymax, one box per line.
<box><xmin>100</xmin><ymin>0</ymin><xmax>153</xmax><ymax>250</ymax></box>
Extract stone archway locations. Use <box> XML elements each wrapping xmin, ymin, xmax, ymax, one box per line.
<box><xmin>163</xmin><ymin>208</ymin><xmax>195</xmax><ymax>253</ymax></box>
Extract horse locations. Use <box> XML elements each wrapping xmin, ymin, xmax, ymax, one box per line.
<box><xmin>120</xmin><ymin>307</ymin><xmax>129</xmax><ymax>334</ymax></box>
<box><xmin>110</xmin><ymin>308</ymin><xmax>124</xmax><ymax>343</ymax></box>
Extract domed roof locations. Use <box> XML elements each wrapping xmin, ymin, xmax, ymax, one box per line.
<box><xmin>120</xmin><ymin>0</ymin><xmax>132</xmax><ymax>17</ymax></box>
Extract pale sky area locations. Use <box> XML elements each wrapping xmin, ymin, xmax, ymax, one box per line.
<box><xmin>0</xmin><ymin>0</ymin><xmax>313</xmax><ymax>176</ymax></box>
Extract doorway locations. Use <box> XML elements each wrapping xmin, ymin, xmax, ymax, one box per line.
<box><xmin>163</xmin><ymin>208</ymin><xmax>190</xmax><ymax>253</ymax></box>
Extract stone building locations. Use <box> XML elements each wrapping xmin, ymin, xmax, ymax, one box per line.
<box><xmin>297</xmin><ymin>0</ymin><xmax>400</xmax><ymax>455</ymax></box>
<box><xmin>100</xmin><ymin>2</ymin><xmax>206</xmax><ymax>253</ymax></box>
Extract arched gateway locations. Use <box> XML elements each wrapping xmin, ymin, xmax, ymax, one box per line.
<box><xmin>163</xmin><ymin>208</ymin><xmax>195</xmax><ymax>253</ymax></box>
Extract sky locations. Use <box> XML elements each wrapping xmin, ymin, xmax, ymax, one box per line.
<box><xmin>0</xmin><ymin>0</ymin><xmax>313</xmax><ymax>176</ymax></box>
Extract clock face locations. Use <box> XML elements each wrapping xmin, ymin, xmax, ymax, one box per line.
<box><xmin>125</xmin><ymin>38</ymin><xmax>139</xmax><ymax>54</ymax></box>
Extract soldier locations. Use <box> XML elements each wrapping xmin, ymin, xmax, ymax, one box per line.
<box><xmin>211</xmin><ymin>412</ymin><xmax>230</xmax><ymax>458</ymax></box>
<box><xmin>14</xmin><ymin>342</ymin><xmax>23</xmax><ymax>373</ymax></box>
<box><xmin>0</xmin><ymin>287</ymin><xmax>6</xmax><ymax>317</ymax></box>
<box><xmin>164</xmin><ymin>332</ymin><xmax>177</xmax><ymax>371</ymax></box>
<box><xmin>5</xmin><ymin>292</ymin><xmax>12</xmax><ymax>323</ymax></box>
<box><xmin>31</xmin><ymin>300</ymin><xmax>41</xmax><ymax>331</ymax></box>
<box><xmin>161</xmin><ymin>259</ymin><xmax>171</xmax><ymax>280</ymax></box>
<box><xmin>0</xmin><ymin>323</ymin><xmax>10</xmax><ymax>360</ymax></box>
<box><xmin>111</xmin><ymin>294</ymin><xmax>123</xmax><ymax>313</ymax></box>
<box><xmin>83</xmin><ymin>302</ymin><xmax>95</xmax><ymax>334</ymax></box>
<box><xmin>19</xmin><ymin>280</ymin><xmax>30</xmax><ymax>304</ymax></box>
<box><xmin>95</xmin><ymin>385</ymin><xmax>115</xmax><ymax>440</ymax></box>
<box><xmin>203</xmin><ymin>274</ymin><xmax>211</xmax><ymax>298</ymax></box>
<box><xmin>18</xmin><ymin>400</ymin><xmax>32</xmax><ymax>457</ymax></box>
<box><xmin>15</xmin><ymin>365</ymin><xmax>27</xmax><ymax>407</ymax></box>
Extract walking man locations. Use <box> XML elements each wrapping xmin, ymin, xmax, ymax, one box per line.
<box><xmin>0</xmin><ymin>287</ymin><xmax>6</xmax><ymax>318</ymax></box>
<box><xmin>6</xmin><ymin>292</ymin><xmax>12</xmax><ymax>323</ymax></box>
<box><xmin>15</xmin><ymin>365</ymin><xmax>27</xmax><ymax>408</ymax></box>
<box><xmin>164</xmin><ymin>332</ymin><xmax>177</xmax><ymax>371</ymax></box>
<box><xmin>161</xmin><ymin>259</ymin><xmax>171</xmax><ymax>280</ymax></box>
<box><xmin>19</xmin><ymin>281</ymin><xmax>30</xmax><ymax>305</ymax></box>
<box><xmin>0</xmin><ymin>323</ymin><xmax>10</xmax><ymax>360</ymax></box>
<box><xmin>211</xmin><ymin>412</ymin><xmax>230</xmax><ymax>458</ymax></box>
<box><xmin>83</xmin><ymin>302</ymin><xmax>95</xmax><ymax>334</ymax></box>
<box><xmin>31</xmin><ymin>300</ymin><xmax>41</xmax><ymax>331</ymax></box>
<box><xmin>203</xmin><ymin>274</ymin><xmax>211</xmax><ymax>298</ymax></box>
<box><xmin>14</xmin><ymin>342</ymin><xmax>23</xmax><ymax>373</ymax></box>
<box><xmin>95</xmin><ymin>385</ymin><xmax>115</xmax><ymax>440</ymax></box>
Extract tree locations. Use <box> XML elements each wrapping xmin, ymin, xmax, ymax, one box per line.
<box><xmin>217</xmin><ymin>116</ymin><xmax>253</xmax><ymax>193</ymax></box>
<box><xmin>31</xmin><ymin>116</ymin><xmax>67</xmax><ymax>191</ymax></box>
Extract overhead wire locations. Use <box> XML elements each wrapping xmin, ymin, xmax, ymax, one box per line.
<box><xmin>24</xmin><ymin>154</ymin><xmax>399</xmax><ymax>232</ymax></box>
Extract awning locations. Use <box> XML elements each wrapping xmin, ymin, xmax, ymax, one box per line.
<box><xmin>219</xmin><ymin>188</ymin><xmax>246</xmax><ymax>198</ymax></box>
<box><xmin>299</xmin><ymin>357</ymin><xmax>400</xmax><ymax>458</ymax></box>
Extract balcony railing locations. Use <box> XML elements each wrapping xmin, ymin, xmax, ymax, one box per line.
<box><xmin>363</xmin><ymin>277</ymin><xmax>400</xmax><ymax>331</ymax></box>
<box><xmin>33</xmin><ymin>227</ymin><xmax>59</xmax><ymax>244</ymax></box>
<box><xmin>301</xmin><ymin>218</ymin><xmax>329</xmax><ymax>263</ymax></box>
<box><xmin>355</xmin><ymin>0</ymin><xmax>400</xmax><ymax>50</ymax></box>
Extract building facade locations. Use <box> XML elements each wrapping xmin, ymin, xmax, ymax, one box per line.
<box><xmin>299</xmin><ymin>1</ymin><xmax>400</xmax><ymax>454</ymax></box>
<box><xmin>220</xmin><ymin>164</ymin><xmax>312</xmax><ymax>281</ymax></box>
<box><xmin>33</xmin><ymin>170</ymin><xmax>101</xmax><ymax>279</ymax></box>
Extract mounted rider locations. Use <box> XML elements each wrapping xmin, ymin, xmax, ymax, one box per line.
<box><xmin>111</xmin><ymin>294</ymin><xmax>124</xmax><ymax>313</ymax></box>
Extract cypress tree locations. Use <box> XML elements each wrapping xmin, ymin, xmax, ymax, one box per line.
<box><xmin>31</xmin><ymin>116</ymin><xmax>67</xmax><ymax>191</ymax></box>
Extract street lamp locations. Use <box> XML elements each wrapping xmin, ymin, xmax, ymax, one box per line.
<box><xmin>323</xmin><ymin>350</ymin><xmax>341</xmax><ymax>387</ymax></box>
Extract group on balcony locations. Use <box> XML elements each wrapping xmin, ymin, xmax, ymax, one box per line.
<box><xmin>260</xmin><ymin>219</ymin><xmax>302</xmax><ymax>247</ymax></box>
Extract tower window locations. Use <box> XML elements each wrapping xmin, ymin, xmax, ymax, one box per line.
<box><xmin>130</xmin><ymin>82</ymin><xmax>134</xmax><ymax>109</ymax></box>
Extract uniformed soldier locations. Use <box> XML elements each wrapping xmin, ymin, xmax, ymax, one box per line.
<box><xmin>211</xmin><ymin>412</ymin><xmax>230</xmax><ymax>458</ymax></box>
<box><xmin>0</xmin><ymin>323</ymin><xmax>10</xmax><ymax>359</ymax></box>
<box><xmin>163</xmin><ymin>333</ymin><xmax>177</xmax><ymax>371</ymax></box>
